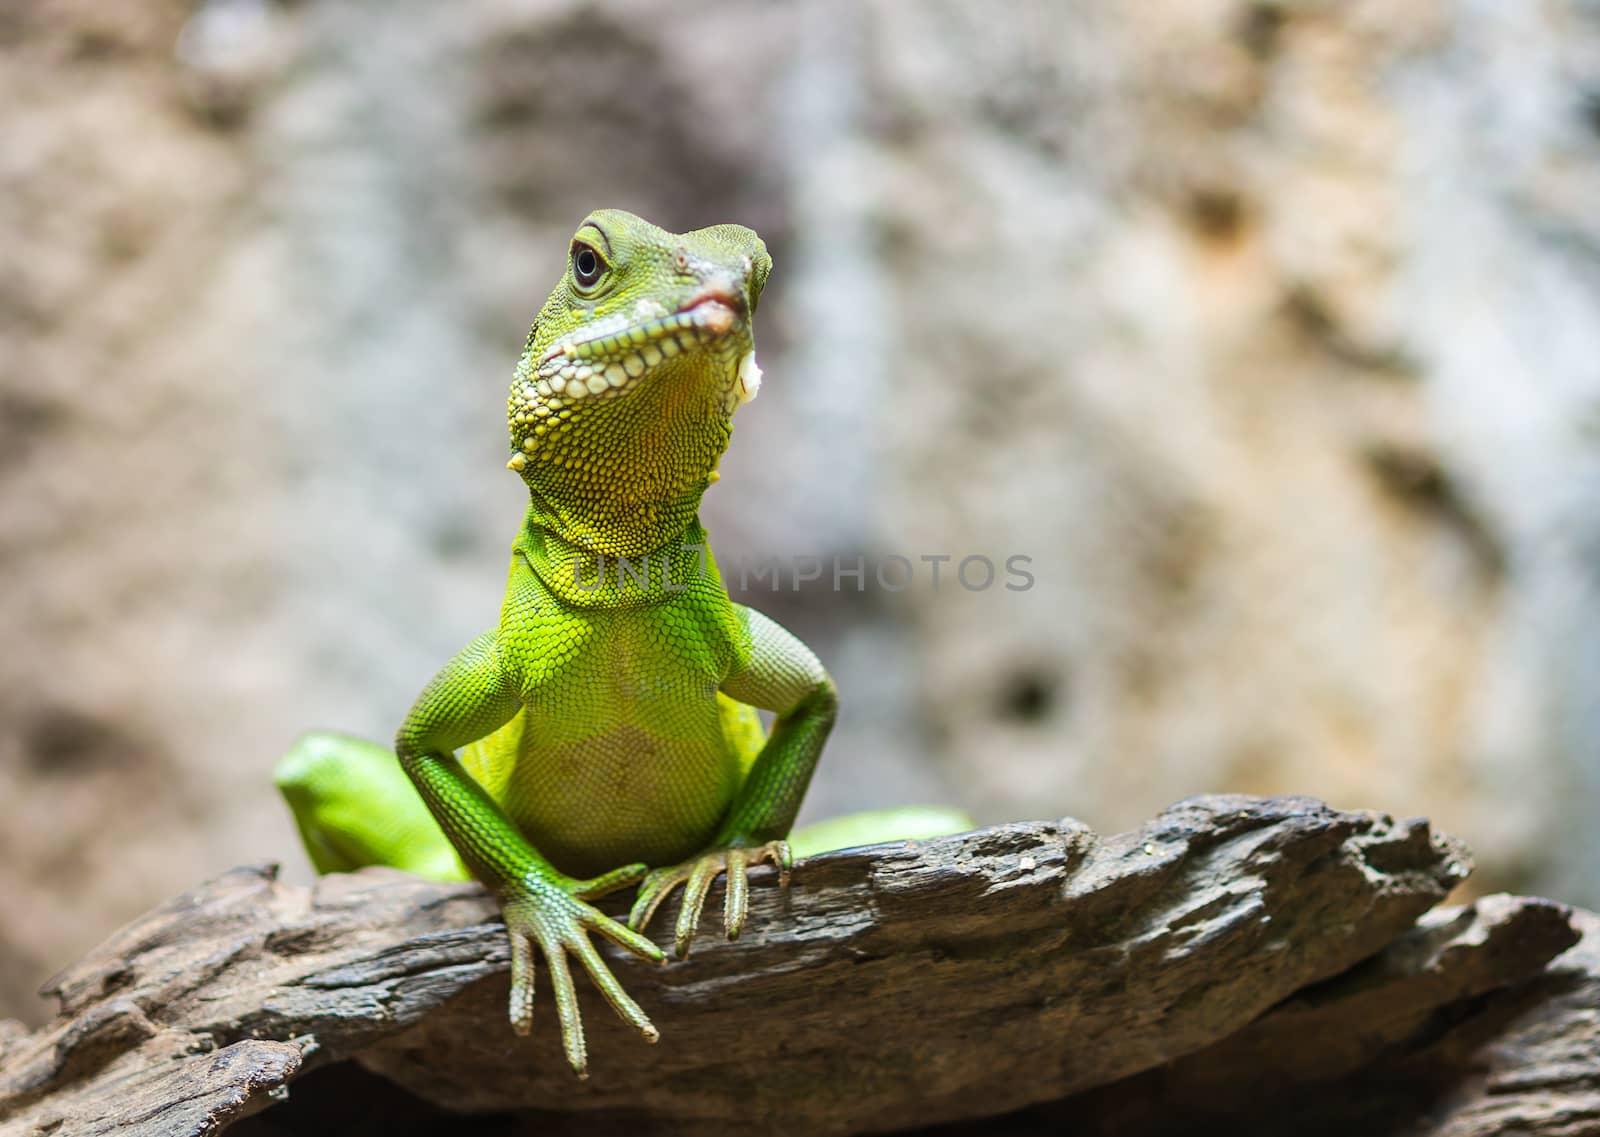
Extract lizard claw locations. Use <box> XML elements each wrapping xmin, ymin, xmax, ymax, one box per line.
<box><xmin>628</xmin><ymin>840</ymin><xmax>791</xmax><ymax>958</ymax></box>
<box><xmin>500</xmin><ymin>867</ymin><xmax>664</xmax><ymax>1078</ymax></box>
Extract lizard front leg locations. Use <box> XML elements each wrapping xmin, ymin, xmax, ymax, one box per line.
<box><xmin>629</xmin><ymin>607</ymin><xmax>837</xmax><ymax>957</ymax></box>
<box><xmin>396</xmin><ymin>631</ymin><xmax>666</xmax><ymax>1076</ymax></box>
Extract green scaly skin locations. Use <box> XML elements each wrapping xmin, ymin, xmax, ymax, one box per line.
<box><xmin>274</xmin><ymin>210</ymin><xmax>972</xmax><ymax>1077</ymax></box>
<box><xmin>280</xmin><ymin>211</ymin><xmax>831</xmax><ymax>1077</ymax></box>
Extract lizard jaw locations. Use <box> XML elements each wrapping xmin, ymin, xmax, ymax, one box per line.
<box><xmin>506</xmin><ymin>299</ymin><xmax>757</xmax><ymax>471</ymax></box>
<box><xmin>536</xmin><ymin>293</ymin><xmax>739</xmax><ymax>366</ymax></box>
<box><xmin>525</xmin><ymin>298</ymin><xmax>741</xmax><ymax>402</ymax></box>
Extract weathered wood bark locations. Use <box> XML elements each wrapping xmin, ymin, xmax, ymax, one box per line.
<box><xmin>985</xmin><ymin>894</ymin><xmax>1599</xmax><ymax>1136</ymax></box>
<box><xmin>0</xmin><ymin>796</ymin><xmax>1594</xmax><ymax>1137</ymax></box>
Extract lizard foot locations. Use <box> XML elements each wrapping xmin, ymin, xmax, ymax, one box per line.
<box><xmin>501</xmin><ymin>861</ymin><xmax>665</xmax><ymax>1079</ymax></box>
<box><xmin>627</xmin><ymin>840</ymin><xmax>792</xmax><ymax>959</ymax></box>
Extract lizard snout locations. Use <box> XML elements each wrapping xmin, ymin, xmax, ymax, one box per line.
<box><xmin>678</xmin><ymin>279</ymin><xmax>747</xmax><ymax>339</ymax></box>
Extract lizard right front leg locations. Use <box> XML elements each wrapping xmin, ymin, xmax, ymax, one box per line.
<box><xmin>395</xmin><ymin>631</ymin><xmax>666</xmax><ymax>1077</ymax></box>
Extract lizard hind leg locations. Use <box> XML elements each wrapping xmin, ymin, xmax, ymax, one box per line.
<box><xmin>274</xmin><ymin>730</ymin><xmax>468</xmax><ymax>881</ymax></box>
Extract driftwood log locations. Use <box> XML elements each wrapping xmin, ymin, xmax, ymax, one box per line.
<box><xmin>0</xmin><ymin>795</ymin><xmax>1595</xmax><ymax>1136</ymax></box>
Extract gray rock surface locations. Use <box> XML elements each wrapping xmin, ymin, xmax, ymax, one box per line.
<box><xmin>5</xmin><ymin>0</ymin><xmax>1600</xmax><ymax>1030</ymax></box>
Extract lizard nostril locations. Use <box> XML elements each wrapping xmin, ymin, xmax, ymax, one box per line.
<box><xmin>674</xmin><ymin>247</ymin><xmax>689</xmax><ymax>273</ymax></box>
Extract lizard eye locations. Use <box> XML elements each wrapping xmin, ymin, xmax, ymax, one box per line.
<box><xmin>571</xmin><ymin>243</ymin><xmax>606</xmax><ymax>291</ymax></box>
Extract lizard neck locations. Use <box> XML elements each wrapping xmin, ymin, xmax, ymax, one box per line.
<box><xmin>518</xmin><ymin>511</ymin><xmax>717</xmax><ymax>608</ymax></box>
<box><xmin>522</xmin><ymin>480</ymin><xmax>710</xmax><ymax>560</ymax></box>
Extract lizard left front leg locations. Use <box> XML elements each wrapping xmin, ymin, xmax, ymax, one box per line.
<box><xmin>629</xmin><ymin>607</ymin><xmax>837</xmax><ymax>957</ymax></box>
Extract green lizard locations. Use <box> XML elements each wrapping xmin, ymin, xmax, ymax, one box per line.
<box><xmin>274</xmin><ymin>210</ymin><xmax>970</xmax><ymax>1077</ymax></box>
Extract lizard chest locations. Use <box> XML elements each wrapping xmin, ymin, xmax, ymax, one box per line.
<box><xmin>473</xmin><ymin>601</ymin><xmax>747</xmax><ymax>875</ymax></box>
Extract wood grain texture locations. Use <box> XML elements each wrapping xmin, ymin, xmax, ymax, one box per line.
<box><xmin>2</xmin><ymin>796</ymin><xmax>1590</xmax><ymax>1137</ymax></box>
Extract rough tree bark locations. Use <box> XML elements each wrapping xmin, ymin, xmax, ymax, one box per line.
<box><xmin>1</xmin><ymin>796</ymin><xmax>1595</xmax><ymax>1137</ymax></box>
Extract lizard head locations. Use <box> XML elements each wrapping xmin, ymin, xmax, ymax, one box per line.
<box><xmin>507</xmin><ymin>209</ymin><xmax>772</xmax><ymax>554</ymax></box>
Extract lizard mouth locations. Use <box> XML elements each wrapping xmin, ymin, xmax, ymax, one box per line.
<box><xmin>516</xmin><ymin>295</ymin><xmax>750</xmax><ymax>409</ymax></box>
<box><xmin>506</xmin><ymin>292</ymin><xmax>762</xmax><ymax>473</ymax></box>
<box><xmin>538</xmin><ymin>295</ymin><xmax>738</xmax><ymax>368</ymax></box>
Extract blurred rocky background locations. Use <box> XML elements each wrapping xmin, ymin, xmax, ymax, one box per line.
<box><xmin>3</xmin><ymin>0</ymin><xmax>1599</xmax><ymax>1024</ymax></box>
